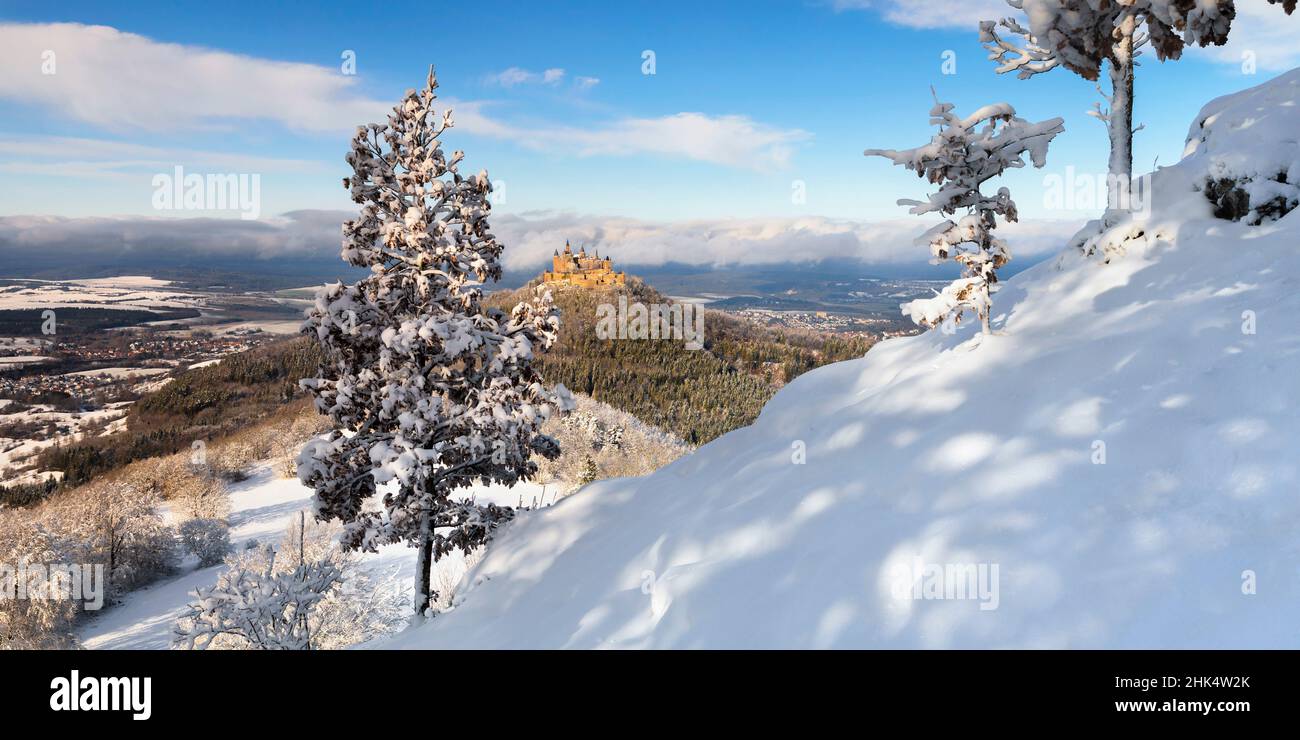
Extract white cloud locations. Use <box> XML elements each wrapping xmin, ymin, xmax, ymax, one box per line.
<box><xmin>0</xmin><ymin>23</ymin><xmax>805</xmax><ymax>171</ymax></box>
<box><xmin>491</xmin><ymin>211</ymin><xmax>1081</xmax><ymax>271</ymax></box>
<box><xmin>432</xmin><ymin>102</ymin><xmax>809</xmax><ymax>170</ymax></box>
<box><xmin>491</xmin><ymin>67</ymin><xmax>535</xmax><ymax>87</ymax></box>
<box><xmin>832</xmin><ymin>0</ymin><xmax>1013</xmax><ymax>30</ymax></box>
<box><xmin>488</xmin><ymin>67</ymin><xmax>600</xmax><ymax>89</ymax></box>
<box><xmin>0</xmin><ymin>23</ymin><xmax>389</xmax><ymax>133</ymax></box>
<box><xmin>534</xmin><ymin>113</ymin><xmax>809</xmax><ymax>170</ymax></box>
<box><xmin>0</xmin><ymin>135</ymin><xmax>325</xmax><ymax>180</ymax></box>
<box><xmin>0</xmin><ymin>211</ymin><xmax>343</xmax><ymax>265</ymax></box>
<box><xmin>0</xmin><ymin>210</ymin><xmax>1083</xmax><ymax>272</ymax></box>
<box><xmin>487</xmin><ymin>66</ymin><xmax>567</xmax><ymax>87</ymax></box>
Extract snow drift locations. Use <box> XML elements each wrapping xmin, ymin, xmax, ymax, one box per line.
<box><xmin>385</xmin><ymin>69</ymin><xmax>1300</xmax><ymax>649</ymax></box>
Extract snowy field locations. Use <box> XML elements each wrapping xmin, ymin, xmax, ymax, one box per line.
<box><xmin>0</xmin><ymin>402</ymin><xmax>132</xmax><ymax>485</ymax></box>
<box><xmin>0</xmin><ymin>366</ymin><xmax>176</xmax><ymax>484</ymax></box>
<box><xmin>60</xmin><ymin>366</ymin><xmax>171</xmax><ymax>379</ymax></box>
<box><xmin>0</xmin><ymin>337</ymin><xmax>51</xmax><ymax>351</ymax></box>
<box><xmin>0</xmin><ymin>355</ymin><xmax>52</xmax><ymax>368</ymax></box>
<box><xmin>0</xmin><ymin>276</ymin><xmax>202</xmax><ymax>311</ymax></box>
<box><xmin>375</xmin><ymin>69</ymin><xmax>1300</xmax><ymax>649</ymax></box>
<box><xmin>210</xmin><ymin>319</ymin><xmax>302</xmax><ymax>336</ymax></box>
<box><xmin>78</xmin><ymin>463</ymin><xmax>551</xmax><ymax>649</ymax></box>
<box><xmin>0</xmin><ymin>277</ymin><xmax>301</xmax><ymax>336</ymax></box>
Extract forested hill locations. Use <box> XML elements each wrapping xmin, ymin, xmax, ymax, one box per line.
<box><xmin>29</xmin><ymin>339</ymin><xmax>321</xmax><ymax>496</ymax></box>
<box><xmin>19</xmin><ymin>276</ymin><xmax>872</xmax><ymax>500</ymax></box>
<box><xmin>491</xmin><ymin>277</ymin><xmax>875</xmax><ymax>445</ymax></box>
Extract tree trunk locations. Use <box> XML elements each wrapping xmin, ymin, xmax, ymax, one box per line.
<box><xmin>1107</xmin><ymin>13</ymin><xmax>1136</xmax><ymax>211</ymax></box>
<box><xmin>978</xmin><ymin>215</ymin><xmax>995</xmax><ymax>336</ymax></box>
<box><xmin>412</xmin><ymin>512</ymin><xmax>434</xmax><ymax>620</ymax></box>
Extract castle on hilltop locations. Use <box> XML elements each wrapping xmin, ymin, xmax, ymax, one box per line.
<box><xmin>542</xmin><ymin>241</ymin><xmax>626</xmax><ymax>287</ymax></box>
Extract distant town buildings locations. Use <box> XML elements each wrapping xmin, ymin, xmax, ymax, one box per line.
<box><xmin>726</xmin><ymin>308</ymin><xmax>915</xmax><ymax>338</ymax></box>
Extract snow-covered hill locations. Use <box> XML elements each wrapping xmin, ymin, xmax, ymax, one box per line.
<box><xmin>383</xmin><ymin>70</ymin><xmax>1300</xmax><ymax>649</ymax></box>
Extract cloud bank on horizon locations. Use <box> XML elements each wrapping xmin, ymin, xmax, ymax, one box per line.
<box><xmin>0</xmin><ymin>210</ymin><xmax>1083</xmax><ymax>275</ymax></box>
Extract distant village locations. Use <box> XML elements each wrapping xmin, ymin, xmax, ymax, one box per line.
<box><xmin>0</xmin><ymin>326</ymin><xmax>273</xmax><ymax>404</ymax></box>
<box><xmin>726</xmin><ymin>307</ymin><xmax>916</xmax><ymax>338</ymax></box>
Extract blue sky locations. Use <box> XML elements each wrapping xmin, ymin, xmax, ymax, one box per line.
<box><xmin>0</xmin><ymin>0</ymin><xmax>1296</xmax><ymax>270</ymax></box>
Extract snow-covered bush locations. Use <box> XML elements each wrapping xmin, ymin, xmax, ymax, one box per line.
<box><xmin>53</xmin><ymin>482</ymin><xmax>178</xmax><ymax>600</ymax></box>
<box><xmin>1204</xmin><ymin>174</ymin><xmax>1298</xmax><ymax>225</ymax></box>
<box><xmin>534</xmin><ymin>394</ymin><xmax>690</xmax><ymax>493</ymax></box>
<box><xmin>270</xmin><ymin>407</ymin><xmax>332</xmax><ymax>479</ymax></box>
<box><xmin>173</xmin><ymin>513</ymin><xmax>405</xmax><ymax>650</ymax></box>
<box><xmin>866</xmin><ymin>96</ymin><xmax>1062</xmax><ymax>334</ymax></box>
<box><xmin>179</xmin><ymin>518</ymin><xmax>231</xmax><ymax>567</ymax></box>
<box><xmin>211</xmin><ymin>440</ymin><xmax>256</xmax><ymax>481</ymax></box>
<box><xmin>1188</xmin><ymin>76</ymin><xmax>1300</xmax><ymax>225</ymax></box>
<box><xmin>276</xmin><ymin>455</ymin><xmax>297</xmax><ymax>480</ymax></box>
<box><xmin>429</xmin><ymin>547</ymin><xmax>481</xmax><ymax>613</ymax></box>
<box><xmin>3</xmin><ymin>476</ymin><xmax>181</xmax><ymax>643</ymax></box>
<box><xmin>172</xmin><ymin>542</ymin><xmax>341</xmax><ymax>650</ymax></box>
<box><xmin>298</xmin><ymin>66</ymin><xmax>571</xmax><ymax>617</ymax></box>
<box><xmin>171</xmin><ymin>466</ymin><xmax>229</xmax><ymax>520</ymax></box>
<box><xmin>312</xmin><ymin>561</ymin><xmax>408</xmax><ymax>649</ymax></box>
<box><xmin>277</xmin><ymin>512</ymin><xmax>407</xmax><ymax>648</ymax></box>
<box><xmin>0</xmin><ymin>514</ymin><xmax>79</xmax><ymax>649</ymax></box>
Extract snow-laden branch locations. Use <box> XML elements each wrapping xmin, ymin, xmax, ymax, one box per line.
<box><xmin>980</xmin><ymin>18</ymin><xmax>1060</xmax><ymax>79</ymax></box>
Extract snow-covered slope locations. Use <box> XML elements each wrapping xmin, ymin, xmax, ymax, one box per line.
<box><xmin>80</xmin><ymin>465</ymin><xmax>313</xmax><ymax>649</ymax></box>
<box><xmin>79</xmin><ymin>465</ymin><xmax>549</xmax><ymax>649</ymax></box>
<box><xmin>384</xmin><ymin>70</ymin><xmax>1300</xmax><ymax>649</ymax></box>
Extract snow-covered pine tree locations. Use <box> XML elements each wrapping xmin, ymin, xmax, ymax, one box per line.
<box><xmin>980</xmin><ymin>0</ymin><xmax>1296</xmax><ymax>209</ymax></box>
<box><xmin>578</xmin><ymin>455</ymin><xmax>599</xmax><ymax>486</ymax></box>
<box><xmin>297</xmin><ymin>66</ymin><xmax>571</xmax><ymax>619</ymax></box>
<box><xmin>866</xmin><ymin>96</ymin><xmax>1063</xmax><ymax>335</ymax></box>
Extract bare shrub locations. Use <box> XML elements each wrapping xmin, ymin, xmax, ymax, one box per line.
<box><xmin>171</xmin><ymin>467</ymin><xmax>229</xmax><ymax>521</ymax></box>
<box><xmin>49</xmin><ymin>481</ymin><xmax>178</xmax><ymax>601</ymax></box>
<box><xmin>179</xmin><ymin>518</ymin><xmax>231</xmax><ymax>567</ymax></box>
